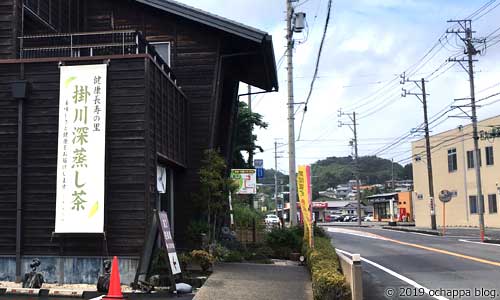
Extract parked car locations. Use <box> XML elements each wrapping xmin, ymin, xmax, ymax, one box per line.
<box><xmin>328</xmin><ymin>214</ymin><xmax>343</xmax><ymax>222</ymax></box>
<box><xmin>265</xmin><ymin>214</ymin><xmax>280</xmax><ymax>226</ymax></box>
<box><xmin>364</xmin><ymin>214</ymin><xmax>374</xmax><ymax>222</ymax></box>
<box><xmin>341</xmin><ymin>215</ymin><xmax>353</xmax><ymax>222</ymax></box>
<box><xmin>341</xmin><ymin>215</ymin><xmax>359</xmax><ymax>222</ymax></box>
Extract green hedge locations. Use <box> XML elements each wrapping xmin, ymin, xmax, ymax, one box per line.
<box><xmin>305</xmin><ymin>237</ymin><xmax>351</xmax><ymax>300</ymax></box>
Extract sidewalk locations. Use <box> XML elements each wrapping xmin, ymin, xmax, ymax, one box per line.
<box><xmin>193</xmin><ymin>262</ymin><xmax>313</xmax><ymax>300</ymax></box>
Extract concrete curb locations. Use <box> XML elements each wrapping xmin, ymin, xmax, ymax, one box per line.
<box><xmin>4</xmin><ymin>287</ymin><xmax>42</xmax><ymax>295</ymax></box>
<box><xmin>1</xmin><ymin>287</ymin><xmax>87</xmax><ymax>298</ymax></box>
<box><xmin>320</xmin><ymin>224</ymin><xmax>370</xmax><ymax>228</ymax></box>
<box><xmin>382</xmin><ymin>226</ymin><xmax>441</xmax><ymax>236</ymax></box>
<box><xmin>484</xmin><ymin>239</ymin><xmax>500</xmax><ymax>244</ymax></box>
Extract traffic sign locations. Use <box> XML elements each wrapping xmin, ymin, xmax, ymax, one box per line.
<box><xmin>438</xmin><ymin>190</ymin><xmax>452</xmax><ymax>203</ymax></box>
<box><xmin>254</xmin><ymin>159</ymin><xmax>264</xmax><ymax>168</ymax></box>
<box><xmin>256</xmin><ymin>168</ymin><xmax>264</xmax><ymax>179</ymax></box>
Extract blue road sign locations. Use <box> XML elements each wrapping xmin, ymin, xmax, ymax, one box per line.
<box><xmin>256</xmin><ymin>168</ymin><xmax>264</xmax><ymax>179</ymax></box>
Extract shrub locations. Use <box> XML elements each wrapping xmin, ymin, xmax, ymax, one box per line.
<box><xmin>186</xmin><ymin>220</ymin><xmax>209</xmax><ymax>248</ymax></box>
<box><xmin>190</xmin><ymin>250</ymin><xmax>215</xmax><ymax>272</ymax></box>
<box><xmin>244</xmin><ymin>244</ymin><xmax>274</xmax><ymax>261</ymax></box>
<box><xmin>211</xmin><ymin>243</ymin><xmax>230</xmax><ymax>262</ymax></box>
<box><xmin>223</xmin><ymin>250</ymin><xmax>244</xmax><ymax>262</ymax></box>
<box><xmin>178</xmin><ymin>252</ymin><xmax>191</xmax><ymax>273</ymax></box>
<box><xmin>292</xmin><ymin>224</ymin><xmax>328</xmax><ymax>240</ymax></box>
<box><xmin>265</xmin><ymin>227</ymin><xmax>302</xmax><ymax>259</ymax></box>
<box><xmin>305</xmin><ymin>237</ymin><xmax>351</xmax><ymax>300</ymax></box>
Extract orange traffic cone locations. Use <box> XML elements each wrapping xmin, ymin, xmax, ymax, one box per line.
<box><xmin>103</xmin><ymin>256</ymin><xmax>125</xmax><ymax>300</ymax></box>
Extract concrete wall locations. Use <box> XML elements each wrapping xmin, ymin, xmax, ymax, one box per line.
<box><xmin>0</xmin><ymin>256</ymin><xmax>139</xmax><ymax>284</ymax></box>
<box><xmin>412</xmin><ymin>115</ymin><xmax>500</xmax><ymax>228</ymax></box>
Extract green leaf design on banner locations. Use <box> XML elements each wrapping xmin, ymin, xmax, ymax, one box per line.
<box><xmin>65</xmin><ymin>76</ymin><xmax>77</xmax><ymax>88</ymax></box>
<box><xmin>88</xmin><ymin>201</ymin><xmax>99</xmax><ymax>218</ymax></box>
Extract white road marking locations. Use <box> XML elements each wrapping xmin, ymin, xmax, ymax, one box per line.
<box><xmin>337</xmin><ymin>249</ymin><xmax>449</xmax><ymax>300</ymax></box>
<box><xmin>327</xmin><ymin>227</ymin><xmax>388</xmax><ymax>240</ymax></box>
<box><xmin>459</xmin><ymin>239</ymin><xmax>500</xmax><ymax>247</ymax></box>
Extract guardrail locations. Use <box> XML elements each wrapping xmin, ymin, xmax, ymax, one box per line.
<box><xmin>336</xmin><ymin>250</ymin><xmax>363</xmax><ymax>300</ymax></box>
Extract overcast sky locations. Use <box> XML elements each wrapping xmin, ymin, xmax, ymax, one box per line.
<box><xmin>176</xmin><ymin>0</ymin><xmax>500</xmax><ymax>174</ymax></box>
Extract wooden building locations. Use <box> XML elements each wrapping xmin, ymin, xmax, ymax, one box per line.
<box><xmin>0</xmin><ymin>0</ymin><xmax>278</xmax><ymax>283</ymax></box>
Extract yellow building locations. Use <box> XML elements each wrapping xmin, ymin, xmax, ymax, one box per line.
<box><xmin>412</xmin><ymin>116</ymin><xmax>500</xmax><ymax>228</ymax></box>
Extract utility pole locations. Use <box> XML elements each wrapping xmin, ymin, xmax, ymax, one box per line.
<box><xmin>286</xmin><ymin>0</ymin><xmax>297</xmax><ymax>226</ymax></box>
<box><xmin>274</xmin><ymin>141</ymin><xmax>279</xmax><ymax>218</ymax></box>
<box><xmin>247</xmin><ymin>84</ymin><xmax>253</xmax><ymax>168</ymax></box>
<box><xmin>339</xmin><ymin>110</ymin><xmax>362</xmax><ymax>226</ymax></box>
<box><xmin>401</xmin><ymin>75</ymin><xmax>437</xmax><ymax>230</ymax></box>
<box><xmin>247</xmin><ymin>84</ymin><xmax>255</xmax><ymax>209</ymax></box>
<box><xmin>447</xmin><ymin>19</ymin><xmax>485</xmax><ymax>241</ymax></box>
<box><xmin>391</xmin><ymin>158</ymin><xmax>395</xmax><ymax>190</ymax></box>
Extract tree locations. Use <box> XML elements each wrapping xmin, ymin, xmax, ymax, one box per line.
<box><xmin>402</xmin><ymin>163</ymin><xmax>413</xmax><ymax>180</ymax></box>
<box><xmin>198</xmin><ymin>149</ymin><xmax>236</xmax><ymax>242</ymax></box>
<box><xmin>233</xmin><ymin>101</ymin><xmax>268</xmax><ymax>168</ymax></box>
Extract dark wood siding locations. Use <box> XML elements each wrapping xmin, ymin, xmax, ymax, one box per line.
<box><xmin>0</xmin><ymin>57</ymin><xmax>152</xmax><ymax>256</ymax></box>
<box><xmin>0</xmin><ymin>0</ymin><xmax>261</xmax><ymax>250</ymax></box>
<box><xmin>82</xmin><ymin>0</ymin><xmax>222</xmax><ymax>243</ymax></box>
<box><xmin>24</xmin><ymin>0</ymin><xmax>79</xmax><ymax>34</ymax></box>
<box><xmin>144</xmin><ymin>57</ymin><xmax>189</xmax><ymax>231</ymax></box>
<box><xmin>0</xmin><ymin>64</ymin><xmax>20</xmax><ymax>254</ymax></box>
<box><xmin>0</xmin><ymin>0</ymin><xmax>21</xmax><ymax>59</ymax></box>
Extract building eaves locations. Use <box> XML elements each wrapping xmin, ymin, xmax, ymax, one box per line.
<box><xmin>366</xmin><ymin>192</ymin><xmax>398</xmax><ymax>199</ymax></box>
<box><xmin>136</xmin><ymin>0</ymin><xmax>267</xmax><ymax>43</ymax></box>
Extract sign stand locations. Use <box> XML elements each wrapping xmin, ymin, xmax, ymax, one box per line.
<box><xmin>442</xmin><ymin>202</ymin><xmax>446</xmax><ymax>236</ymax></box>
<box><xmin>133</xmin><ymin>210</ymin><xmax>180</xmax><ymax>294</ymax></box>
<box><xmin>438</xmin><ymin>190</ymin><xmax>452</xmax><ymax>236</ymax></box>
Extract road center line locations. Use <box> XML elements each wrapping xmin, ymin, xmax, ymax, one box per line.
<box><xmin>337</xmin><ymin>249</ymin><xmax>449</xmax><ymax>300</ymax></box>
<box><xmin>329</xmin><ymin>227</ymin><xmax>500</xmax><ymax>267</ymax></box>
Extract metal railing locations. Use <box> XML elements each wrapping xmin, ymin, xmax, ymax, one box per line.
<box><xmin>18</xmin><ymin>30</ymin><xmax>176</xmax><ymax>80</ymax></box>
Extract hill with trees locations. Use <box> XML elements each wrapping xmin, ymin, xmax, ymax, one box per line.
<box><xmin>311</xmin><ymin>156</ymin><xmax>412</xmax><ymax>193</ymax></box>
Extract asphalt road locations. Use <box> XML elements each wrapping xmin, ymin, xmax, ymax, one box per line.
<box><xmin>326</xmin><ymin>226</ymin><xmax>500</xmax><ymax>300</ymax></box>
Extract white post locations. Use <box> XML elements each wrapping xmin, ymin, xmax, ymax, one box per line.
<box><xmin>389</xmin><ymin>198</ymin><xmax>394</xmax><ymax>222</ymax></box>
<box><xmin>229</xmin><ymin>193</ymin><xmax>234</xmax><ymax>226</ymax></box>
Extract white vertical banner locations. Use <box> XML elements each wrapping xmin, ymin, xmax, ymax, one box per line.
<box><xmin>55</xmin><ymin>64</ymin><xmax>107</xmax><ymax>233</ymax></box>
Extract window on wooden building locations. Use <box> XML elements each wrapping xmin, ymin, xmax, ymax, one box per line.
<box><xmin>151</xmin><ymin>42</ymin><xmax>171</xmax><ymax>67</ymax></box>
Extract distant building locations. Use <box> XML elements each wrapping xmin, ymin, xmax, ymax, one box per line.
<box><xmin>386</xmin><ymin>179</ymin><xmax>414</xmax><ymax>191</ymax></box>
<box><xmin>366</xmin><ymin>192</ymin><xmax>414</xmax><ymax>222</ymax></box>
<box><xmin>318</xmin><ymin>188</ymin><xmax>337</xmax><ymax>199</ymax></box>
<box><xmin>412</xmin><ymin>116</ymin><xmax>500</xmax><ymax>228</ymax></box>
<box><xmin>340</xmin><ymin>202</ymin><xmax>373</xmax><ymax>217</ymax></box>
<box><xmin>335</xmin><ymin>184</ymin><xmax>352</xmax><ymax>199</ymax></box>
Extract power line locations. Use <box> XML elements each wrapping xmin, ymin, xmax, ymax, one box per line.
<box><xmin>467</xmin><ymin>0</ymin><xmax>496</xmax><ymax>19</ymax></box>
<box><xmin>473</xmin><ymin>0</ymin><xmax>500</xmax><ymax>20</ymax></box>
<box><xmin>297</xmin><ymin>0</ymin><xmax>333</xmax><ymax>140</ymax></box>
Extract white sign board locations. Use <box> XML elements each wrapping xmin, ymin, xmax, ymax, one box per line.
<box><xmin>231</xmin><ymin>169</ymin><xmax>257</xmax><ymax>194</ymax></box>
<box><xmin>159</xmin><ymin>211</ymin><xmax>181</xmax><ymax>275</ymax></box>
<box><xmin>55</xmin><ymin>64</ymin><xmax>107</xmax><ymax>233</ymax></box>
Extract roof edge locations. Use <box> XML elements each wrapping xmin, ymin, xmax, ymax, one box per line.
<box><xmin>136</xmin><ymin>0</ymin><xmax>267</xmax><ymax>43</ymax></box>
